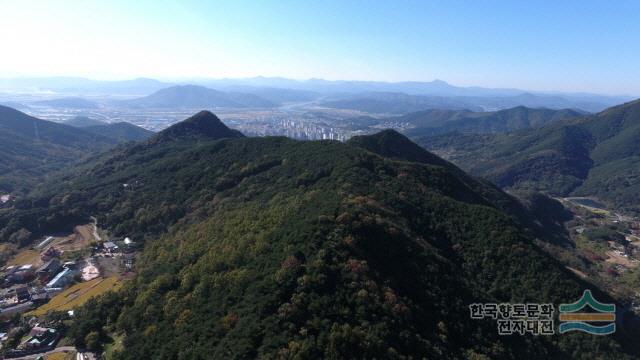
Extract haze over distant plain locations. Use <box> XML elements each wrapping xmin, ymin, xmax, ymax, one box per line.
<box><xmin>1</xmin><ymin>0</ymin><xmax>639</xmax><ymax>96</ymax></box>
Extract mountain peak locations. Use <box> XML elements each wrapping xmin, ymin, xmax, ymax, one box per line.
<box><xmin>183</xmin><ymin>110</ymin><xmax>222</xmax><ymax>124</ymax></box>
<box><xmin>347</xmin><ymin>129</ymin><xmax>452</xmax><ymax>168</ymax></box>
<box><xmin>149</xmin><ymin>111</ymin><xmax>244</xmax><ymax>144</ymax></box>
<box><xmin>431</xmin><ymin>79</ymin><xmax>449</xmax><ymax>85</ymax></box>
<box><xmin>124</xmin><ymin>85</ymin><xmax>277</xmax><ymax>109</ymax></box>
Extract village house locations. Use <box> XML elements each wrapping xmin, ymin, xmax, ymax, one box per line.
<box><xmin>103</xmin><ymin>241</ymin><xmax>118</xmax><ymax>254</ymax></box>
<box><xmin>4</xmin><ymin>267</ymin><xmax>35</xmax><ymax>286</ymax></box>
<box><xmin>0</xmin><ymin>285</ymin><xmax>33</xmax><ymax>308</ymax></box>
<box><xmin>123</xmin><ymin>237</ymin><xmax>137</xmax><ymax>253</ymax></box>
<box><xmin>123</xmin><ymin>253</ymin><xmax>135</xmax><ymax>271</ymax></box>
<box><xmin>36</xmin><ymin>259</ymin><xmax>61</xmax><ymax>282</ymax></box>
<box><xmin>15</xmin><ymin>286</ymin><xmax>30</xmax><ymax>303</ymax></box>
<box><xmin>0</xmin><ymin>288</ymin><xmax>19</xmax><ymax>308</ymax></box>
<box><xmin>40</xmin><ymin>247</ymin><xmax>60</xmax><ymax>262</ymax></box>
<box><xmin>0</xmin><ymin>288</ymin><xmax>15</xmax><ymax>302</ymax></box>
<box><xmin>22</xmin><ymin>327</ymin><xmax>58</xmax><ymax>350</ymax></box>
<box><xmin>45</xmin><ymin>268</ymin><xmax>74</xmax><ymax>289</ymax></box>
<box><xmin>30</xmin><ymin>289</ymin><xmax>49</xmax><ymax>305</ymax></box>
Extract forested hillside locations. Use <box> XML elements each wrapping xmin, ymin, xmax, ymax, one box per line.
<box><xmin>402</xmin><ymin>106</ymin><xmax>583</xmax><ymax>137</ymax></box>
<box><xmin>0</xmin><ymin>105</ymin><xmax>116</xmax><ymax>193</ymax></box>
<box><xmin>2</xmin><ymin>113</ymin><xmax>635</xmax><ymax>358</ymax></box>
<box><xmin>82</xmin><ymin>122</ymin><xmax>154</xmax><ymax>142</ymax></box>
<box><xmin>416</xmin><ymin>99</ymin><xmax>640</xmax><ymax>213</ymax></box>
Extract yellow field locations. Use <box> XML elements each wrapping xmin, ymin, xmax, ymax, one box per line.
<box><xmin>7</xmin><ymin>249</ymin><xmax>41</xmax><ymax>267</ymax></box>
<box><xmin>46</xmin><ymin>351</ymin><xmax>76</xmax><ymax>360</ymax></box>
<box><xmin>0</xmin><ymin>243</ymin><xmax>13</xmax><ymax>254</ymax></box>
<box><xmin>28</xmin><ymin>277</ymin><xmax>122</xmax><ymax>316</ymax></box>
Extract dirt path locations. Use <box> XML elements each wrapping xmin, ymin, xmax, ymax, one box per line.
<box><xmin>90</xmin><ymin>216</ymin><xmax>101</xmax><ymax>242</ymax></box>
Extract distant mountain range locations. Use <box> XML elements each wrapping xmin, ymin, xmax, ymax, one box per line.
<box><xmin>321</xmin><ymin>92</ymin><xmax>616</xmax><ymax>113</ymax></box>
<box><xmin>416</xmin><ymin>98</ymin><xmax>640</xmax><ymax>213</ymax></box>
<box><xmin>198</xmin><ymin>76</ymin><xmax>629</xmax><ymax>99</ymax></box>
<box><xmin>120</xmin><ymin>85</ymin><xmax>278</xmax><ymax>109</ymax></box>
<box><xmin>0</xmin><ymin>77</ymin><xmax>170</xmax><ymax>96</ymax></box>
<box><xmin>0</xmin><ymin>76</ymin><xmax>632</xmax><ymax>112</ymax></box>
<box><xmin>171</xmin><ymin>77</ymin><xmax>635</xmax><ymax>112</ymax></box>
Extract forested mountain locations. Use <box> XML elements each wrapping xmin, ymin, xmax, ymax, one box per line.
<box><xmin>64</xmin><ymin>116</ymin><xmax>154</xmax><ymax>142</ymax></box>
<box><xmin>148</xmin><ymin>110</ymin><xmax>244</xmax><ymax>144</ymax></box>
<box><xmin>402</xmin><ymin>106</ymin><xmax>583</xmax><ymax>137</ymax></box>
<box><xmin>416</xmin><ymin>99</ymin><xmax>640</xmax><ymax>213</ymax></box>
<box><xmin>2</xmin><ymin>112</ymin><xmax>635</xmax><ymax>358</ymax></box>
<box><xmin>64</xmin><ymin>116</ymin><xmax>108</xmax><ymax>128</ymax></box>
<box><xmin>32</xmin><ymin>96</ymin><xmax>99</xmax><ymax>109</ymax></box>
<box><xmin>122</xmin><ymin>85</ymin><xmax>277</xmax><ymax>108</ymax></box>
<box><xmin>0</xmin><ymin>105</ymin><xmax>116</xmax><ymax>193</ymax></box>
<box><xmin>82</xmin><ymin>122</ymin><xmax>154</xmax><ymax>142</ymax></box>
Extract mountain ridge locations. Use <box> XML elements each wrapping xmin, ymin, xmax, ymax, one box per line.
<box><xmin>402</xmin><ymin>106</ymin><xmax>584</xmax><ymax>136</ymax></box>
<box><xmin>64</xmin><ymin>116</ymin><xmax>108</xmax><ymax>128</ymax></box>
<box><xmin>415</xmin><ymin>98</ymin><xmax>640</xmax><ymax>212</ymax></box>
<box><xmin>84</xmin><ymin>122</ymin><xmax>154</xmax><ymax>142</ymax></box>
<box><xmin>0</xmin><ymin>121</ymin><xmax>631</xmax><ymax>358</ymax></box>
<box><xmin>0</xmin><ymin>105</ymin><xmax>117</xmax><ymax>193</ymax></box>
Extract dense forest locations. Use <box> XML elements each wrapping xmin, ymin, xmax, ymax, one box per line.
<box><xmin>2</xmin><ymin>112</ymin><xmax>636</xmax><ymax>358</ymax></box>
<box><xmin>416</xmin><ymin>99</ymin><xmax>640</xmax><ymax>213</ymax></box>
<box><xmin>0</xmin><ymin>106</ymin><xmax>141</xmax><ymax>194</ymax></box>
<box><xmin>401</xmin><ymin>106</ymin><xmax>583</xmax><ymax>137</ymax></box>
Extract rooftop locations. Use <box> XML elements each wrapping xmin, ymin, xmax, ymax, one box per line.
<box><xmin>103</xmin><ymin>241</ymin><xmax>118</xmax><ymax>249</ymax></box>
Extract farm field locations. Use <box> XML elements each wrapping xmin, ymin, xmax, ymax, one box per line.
<box><xmin>46</xmin><ymin>351</ymin><xmax>76</xmax><ymax>360</ymax></box>
<box><xmin>28</xmin><ymin>277</ymin><xmax>122</xmax><ymax>316</ymax></box>
<box><xmin>7</xmin><ymin>249</ymin><xmax>42</xmax><ymax>267</ymax></box>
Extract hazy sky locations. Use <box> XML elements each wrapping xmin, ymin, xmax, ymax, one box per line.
<box><xmin>1</xmin><ymin>0</ymin><xmax>639</xmax><ymax>95</ymax></box>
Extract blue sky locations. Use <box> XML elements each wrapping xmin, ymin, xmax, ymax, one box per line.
<box><xmin>1</xmin><ymin>0</ymin><xmax>639</xmax><ymax>95</ymax></box>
